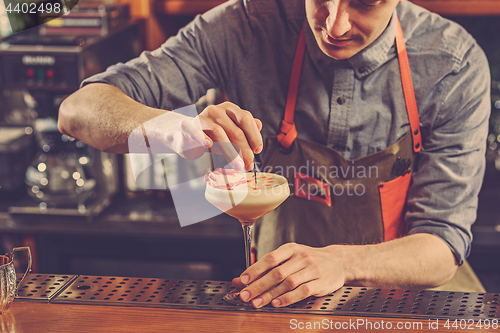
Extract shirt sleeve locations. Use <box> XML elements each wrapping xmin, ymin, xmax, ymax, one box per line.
<box><xmin>406</xmin><ymin>40</ymin><xmax>491</xmax><ymax>266</ymax></box>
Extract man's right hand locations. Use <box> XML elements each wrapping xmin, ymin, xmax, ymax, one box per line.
<box><xmin>197</xmin><ymin>101</ymin><xmax>263</xmax><ymax>171</ymax></box>
<box><xmin>134</xmin><ymin>102</ymin><xmax>263</xmax><ymax>171</ymax></box>
<box><xmin>59</xmin><ymin>84</ymin><xmax>262</xmax><ymax>171</ymax></box>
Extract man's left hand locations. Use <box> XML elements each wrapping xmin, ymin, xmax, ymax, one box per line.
<box><xmin>232</xmin><ymin>243</ymin><xmax>349</xmax><ymax>308</ymax></box>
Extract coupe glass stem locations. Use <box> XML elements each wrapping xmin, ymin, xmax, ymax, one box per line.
<box><xmin>240</xmin><ymin>220</ymin><xmax>255</xmax><ymax>269</ymax></box>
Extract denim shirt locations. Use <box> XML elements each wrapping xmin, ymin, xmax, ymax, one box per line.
<box><xmin>82</xmin><ymin>0</ymin><xmax>491</xmax><ymax>264</ymax></box>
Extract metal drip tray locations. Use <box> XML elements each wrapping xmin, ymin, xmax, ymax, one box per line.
<box><xmin>52</xmin><ymin>276</ymin><xmax>233</xmax><ymax>308</ymax></box>
<box><xmin>16</xmin><ymin>274</ymin><xmax>500</xmax><ymax>320</ymax></box>
<box><xmin>16</xmin><ymin>274</ymin><xmax>77</xmax><ymax>302</ymax></box>
<box><xmin>48</xmin><ymin>275</ymin><xmax>499</xmax><ymax>320</ymax></box>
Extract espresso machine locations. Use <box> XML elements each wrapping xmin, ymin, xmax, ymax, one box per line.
<box><xmin>0</xmin><ymin>4</ymin><xmax>141</xmax><ymax>221</ymax></box>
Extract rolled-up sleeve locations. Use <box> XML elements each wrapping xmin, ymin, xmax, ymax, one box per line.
<box><xmin>406</xmin><ymin>41</ymin><xmax>491</xmax><ymax>265</ymax></box>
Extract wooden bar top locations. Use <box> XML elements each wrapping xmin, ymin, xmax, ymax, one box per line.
<box><xmin>3</xmin><ymin>301</ymin><xmax>498</xmax><ymax>333</ymax></box>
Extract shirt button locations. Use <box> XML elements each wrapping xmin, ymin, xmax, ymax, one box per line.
<box><xmin>337</xmin><ymin>97</ymin><xmax>345</xmax><ymax>105</ymax></box>
<box><xmin>359</xmin><ymin>66</ymin><xmax>367</xmax><ymax>74</ymax></box>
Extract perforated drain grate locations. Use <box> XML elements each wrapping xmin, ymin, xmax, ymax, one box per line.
<box><xmin>15</xmin><ymin>274</ymin><xmax>500</xmax><ymax>320</ymax></box>
<box><xmin>47</xmin><ymin>275</ymin><xmax>500</xmax><ymax>320</ymax></box>
<box><xmin>51</xmin><ymin>276</ymin><xmax>232</xmax><ymax>308</ymax></box>
<box><xmin>16</xmin><ymin>274</ymin><xmax>77</xmax><ymax>302</ymax></box>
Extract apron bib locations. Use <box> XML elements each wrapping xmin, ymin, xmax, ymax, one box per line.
<box><xmin>252</xmin><ymin>18</ymin><xmax>484</xmax><ymax>292</ymax></box>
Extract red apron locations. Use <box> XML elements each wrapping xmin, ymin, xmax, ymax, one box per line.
<box><xmin>253</xmin><ymin>18</ymin><xmax>421</xmax><ymax>257</ymax></box>
<box><xmin>251</xmin><ymin>18</ymin><xmax>485</xmax><ymax>292</ymax></box>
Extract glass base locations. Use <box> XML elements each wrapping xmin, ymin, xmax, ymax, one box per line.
<box><xmin>223</xmin><ymin>291</ymin><xmax>253</xmax><ymax>307</ymax></box>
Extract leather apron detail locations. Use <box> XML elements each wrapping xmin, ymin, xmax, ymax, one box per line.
<box><xmin>378</xmin><ymin>171</ymin><xmax>412</xmax><ymax>241</ymax></box>
<box><xmin>395</xmin><ymin>19</ymin><xmax>422</xmax><ymax>153</ymax></box>
<box><xmin>253</xmin><ymin>18</ymin><xmax>421</xmax><ymax>258</ymax></box>
<box><xmin>295</xmin><ymin>172</ymin><xmax>332</xmax><ymax>207</ymax></box>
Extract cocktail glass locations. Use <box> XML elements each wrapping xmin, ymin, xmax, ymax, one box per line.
<box><xmin>205</xmin><ymin>171</ymin><xmax>290</xmax><ymax>304</ymax></box>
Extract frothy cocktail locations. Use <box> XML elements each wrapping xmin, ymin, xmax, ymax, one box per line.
<box><xmin>205</xmin><ymin>172</ymin><xmax>290</xmax><ymax>224</ymax></box>
<box><xmin>205</xmin><ymin>169</ymin><xmax>290</xmax><ymax>304</ymax></box>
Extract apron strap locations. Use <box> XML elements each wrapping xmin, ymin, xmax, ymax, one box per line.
<box><xmin>395</xmin><ymin>18</ymin><xmax>422</xmax><ymax>153</ymax></box>
<box><xmin>279</xmin><ymin>18</ymin><xmax>422</xmax><ymax>153</ymax></box>
<box><xmin>277</xmin><ymin>24</ymin><xmax>306</xmax><ymax>149</ymax></box>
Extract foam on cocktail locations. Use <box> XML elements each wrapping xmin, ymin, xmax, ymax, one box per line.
<box><xmin>205</xmin><ymin>172</ymin><xmax>290</xmax><ymax>223</ymax></box>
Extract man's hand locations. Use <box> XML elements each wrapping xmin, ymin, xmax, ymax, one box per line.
<box><xmin>232</xmin><ymin>243</ymin><xmax>349</xmax><ymax>308</ymax></box>
<box><xmin>198</xmin><ymin>101</ymin><xmax>263</xmax><ymax>171</ymax></box>
<box><xmin>131</xmin><ymin>101</ymin><xmax>263</xmax><ymax>171</ymax></box>
<box><xmin>231</xmin><ymin>234</ymin><xmax>458</xmax><ymax>308</ymax></box>
<box><xmin>59</xmin><ymin>84</ymin><xmax>262</xmax><ymax>171</ymax></box>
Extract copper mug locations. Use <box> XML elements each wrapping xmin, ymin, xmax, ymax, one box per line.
<box><xmin>0</xmin><ymin>247</ymin><xmax>32</xmax><ymax>314</ymax></box>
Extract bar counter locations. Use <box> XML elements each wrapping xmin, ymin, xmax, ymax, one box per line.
<box><xmin>7</xmin><ymin>273</ymin><xmax>500</xmax><ymax>333</ymax></box>
<box><xmin>4</xmin><ymin>301</ymin><xmax>499</xmax><ymax>333</ymax></box>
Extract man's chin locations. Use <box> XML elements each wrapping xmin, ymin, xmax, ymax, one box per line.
<box><xmin>319</xmin><ymin>41</ymin><xmax>361</xmax><ymax>60</ymax></box>
<box><xmin>322</xmin><ymin>49</ymin><xmax>358</xmax><ymax>60</ymax></box>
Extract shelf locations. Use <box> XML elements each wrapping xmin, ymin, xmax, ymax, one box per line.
<box><xmin>0</xmin><ymin>192</ymin><xmax>240</xmax><ymax>239</ymax></box>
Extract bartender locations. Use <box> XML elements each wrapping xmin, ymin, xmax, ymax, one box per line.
<box><xmin>58</xmin><ymin>0</ymin><xmax>490</xmax><ymax>309</ymax></box>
